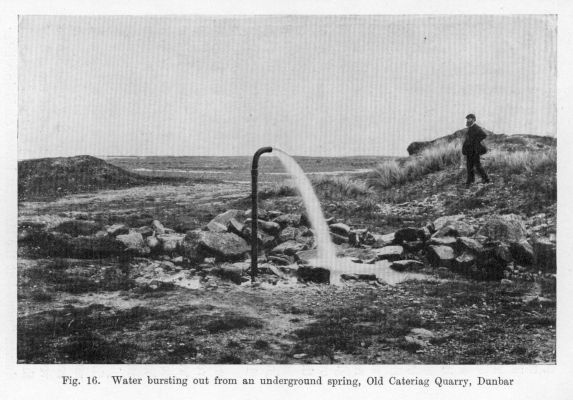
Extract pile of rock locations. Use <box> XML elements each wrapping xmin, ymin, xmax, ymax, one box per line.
<box><xmin>19</xmin><ymin>207</ymin><xmax>556</xmax><ymax>284</ymax></box>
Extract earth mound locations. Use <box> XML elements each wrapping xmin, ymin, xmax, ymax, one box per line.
<box><xmin>18</xmin><ymin>155</ymin><xmax>162</xmax><ymax>200</ymax></box>
<box><xmin>407</xmin><ymin>128</ymin><xmax>556</xmax><ymax>155</ymax></box>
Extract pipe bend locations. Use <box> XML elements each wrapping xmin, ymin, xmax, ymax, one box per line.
<box><xmin>252</xmin><ymin>147</ymin><xmax>273</xmax><ymax>170</ymax></box>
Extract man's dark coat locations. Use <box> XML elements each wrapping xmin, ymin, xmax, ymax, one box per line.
<box><xmin>462</xmin><ymin>124</ymin><xmax>487</xmax><ymax>156</ymax></box>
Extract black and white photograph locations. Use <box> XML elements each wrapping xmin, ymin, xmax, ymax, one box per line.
<box><xmin>2</xmin><ymin>1</ymin><xmax>572</xmax><ymax>399</ymax></box>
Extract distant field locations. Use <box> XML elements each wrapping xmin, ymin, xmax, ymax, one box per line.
<box><xmin>105</xmin><ymin>155</ymin><xmax>395</xmax><ymax>183</ymax></box>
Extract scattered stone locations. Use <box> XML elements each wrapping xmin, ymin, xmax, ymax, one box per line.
<box><xmin>371</xmin><ymin>233</ymin><xmax>395</xmax><ymax>248</ymax></box>
<box><xmin>273</xmin><ymin>213</ymin><xmax>302</xmax><ymax>228</ymax></box>
<box><xmin>373</xmin><ymin>246</ymin><xmax>405</xmax><ymax>261</ymax></box>
<box><xmin>207</xmin><ymin>221</ymin><xmax>227</xmax><ymax>233</ymax></box>
<box><xmin>134</xmin><ymin>226</ymin><xmax>154</xmax><ymax>238</ymax></box>
<box><xmin>477</xmin><ymin>214</ymin><xmax>527</xmax><ymax>243</ymax></box>
<box><xmin>268</xmin><ymin>255</ymin><xmax>295</xmax><ymax>265</ymax></box>
<box><xmin>403</xmin><ymin>240</ymin><xmax>424</xmax><ymax>252</ymax></box>
<box><xmin>433</xmin><ymin>220</ymin><xmax>476</xmax><ymax>238</ymax></box>
<box><xmin>270</xmin><ymin>240</ymin><xmax>306</xmax><ymax>256</ymax></box>
<box><xmin>151</xmin><ymin>220</ymin><xmax>166</xmax><ymax>235</ymax></box>
<box><xmin>106</xmin><ymin>224</ymin><xmax>129</xmax><ymax>236</ymax></box>
<box><xmin>456</xmin><ymin>237</ymin><xmax>483</xmax><ymax>253</ymax></box>
<box><xmin>426</xmin><ymin>245</ymin><xmax>455</xmax><ymax>269</ymax></box>
<box><xmin>394</xmin><ymin>227</ymin><xmax>421</xmax><ymax>243</ymax></box>
<box><xmin>157</xmin><ymin>233</ymin><xmax>186</xmax><ymax>254</ymax></box>
<box><xmin>279</xmin><ymin>226</ymin><xmax>297</xmax><ymax>242</ymax></box>
<box><xmin>454</xmin><ymin>252</ymin><xmax>476</xmax><ymax>271</ymax></box>
<box><xmin>428</xmin><ymin>236</ymin><xmax>457</xmax><ymax>246</ymax></box>
<box><xmin>197</xmin><ymin>232</ymin><xmax>250</xmax><ymax>261</ymax></box>
<box><xmin>330</xmin><ymin>232</ymin><xmax>349</xmax><ymax>245</ymax></box>
<box><xmin>297</xmin><ymin>266</ymin><xmax>330</xmax><ymax>283</ymax></box>
<box><xmin>213</xmin><ymin>263</ymin><xmax>246</xmax><ymax>284</ymax></box>
<box><xmin>172</xmin><ymin>256</ymin><xmax>184</xmax><ymax>265</ymax></box>
<box><xmin>330</xmin><ymin>222</ymin><xmax>351</xmax><ymax>236</ymax></box>
<box><xmin>227</xmin><ymin>218</ymin><xmax>244</xmax><ymax>236</ymax></box>
<box><xmin>145</xmin><ymin>235</ymin><xmax>161</xmax><ymax>251</ymax></box>
<box><xmin>116</xmin><ymin>232</ymin><xmax>149</xmax><ymax>255</ymax></box>
<box><xmin>433</xmin><ymin>215</ymin><xmax>465</xmax><ymax>231</ymax></box>
<box><xmin>267</xmin><ymin>210</ymin><xmax>283</xmax><ymax>219</ymax></box>
<box><xmin>390</xmin><ymin>260</ymin><xmax>424</xmax><ymax>272</ymax></box>
<box><xmin>209</xmin><ymin>209</ymin><xmax>241</xmax><ymax>227</ymax></box>
<box><xmin>295</xmin><ymin>249</ymin><xmax>318</xmax><ymax>263</ymax></box>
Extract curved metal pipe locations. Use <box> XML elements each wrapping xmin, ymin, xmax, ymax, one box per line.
<box><xmin>251</xmin><ymin>146</ymin><xmax>273</xmax><ymax>282</ymax></box>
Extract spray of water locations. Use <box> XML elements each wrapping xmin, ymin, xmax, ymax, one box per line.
<box><xmin>273</xmin><ymin>149</ymin><xmax>345</xmax><ymax>284</ymax></box>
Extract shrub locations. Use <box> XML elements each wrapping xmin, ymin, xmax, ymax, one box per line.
<box><xmin>368</xmin><ymin>140</ymin><xmax>462</xmax><ymax>189</ymax></box>
<box><xmin>311</xmin><ymin>176</ymin><xmax>374</xmax><ymax>200</ymax></box>
<box><xmin>486</xmin><ymin>148</ymin><xmax>556</xmax><ymax>174</ymax></box>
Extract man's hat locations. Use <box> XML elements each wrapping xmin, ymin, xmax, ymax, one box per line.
<box><xmin>466</xmin><ymin>113</ymin><xmax>476</xmax><ymax>119</ymax></box>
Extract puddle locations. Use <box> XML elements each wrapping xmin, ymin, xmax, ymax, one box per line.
<box><xmin>311</xmin><ymin>258</ymin><xmax>433</xmax><ymax>286</ymax></box>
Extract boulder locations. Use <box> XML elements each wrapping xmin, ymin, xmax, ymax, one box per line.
<box><xmin>268</xmin><ymin>255</ymin><xmax>295</xmax><ymax>265</ymax></box>
<box><xmin>151</xmin><ymin>220</ymin><xmax>167</xmax><ymax>235</ymax></box>
<box><xmin>297</xmin><ymin>266</ymin><xmax>330</xmax><ymax>283</ymax></box>
<box><xmin>267</xmin><ymin>210</ymin><xmax>283</xmax><ymax>219</ymax></box>
<box><xmin>454</xmin><ymin>252</ymin><xmax>476</xmax><ymax>272</ymax></box>
<box><xmin>245</xmin><ymin>208</ymin><xmax>269</xmax><ymax>221</ymax></box>
<box><xmin>270</xmin><ymin>240</ymin><xmax>306</xmax><ymax>256</ymax></box>
<box><xmin>509</xmin><ymin>240</ymin><xmax>534</xmax><ymax>265</ymax></box>
<box><xmin>426</xmin><ymin>245</ymin><xmax>455</xmax><ymax>269</ymax></box>
<box><xmin>145</xmin><ymin>235</ymin><xmax>161</xmax><ymax>251</ymax></box>
<box><xmin>433</xmin><ymin>215</ymin><xmax>465</xmax><ymax>231</ymax></box>
<box><xmin>134</xmin><ymin>226</ymin><xmax>154</xmax><ymax>238</ymax></box>
<box><xmin>116</xmin><ymin>232</ymin><xmax>149</xmax><ymax>255</ymax></box>
<box><xmin>157</xmin><ymin>233</ymin><xmax>186</xmax><ymax>254</ymax></box>
<box><xmin>208</xmin><ymin>210</ymin><xmax>241</xmax><ymax>229</ymax></box>
<box><xmin>394</xmin><ymin>227</ymin><xmax>422</xmax><ymax>243</ymax></box>
<box><xmin>241</xmin><ymin>226</ymin><xmax>276</xmax><ymax>249</ymax></box>
<box><xmin>279</xmin><ymin>226</ymin><xmax>297</xmax><ymax>242</ymax></box>
<box><xmin>428</xmin><ymin>236</ymin><xmax>457</xmax><ymax>246</ymax></box>
<box><xmin>227</xmin><ymin>218</ymin><xmax>244</xmax><ymax>237</ymax></box>
<box><xmin>476</xmin><ymin>214</ymin><xmax>527</xmax><ymax>243</ymax></box>
<box><xmin>295</xmin><ymin>249</ymin><xmax>318</xmax><ymax>263</ymax></box>
<box><xmin>330</xmin><ymin>232</ymin><xmax>349</xmax><ymax>245</ymax></box>
<box><xmin>390</xmin><ymin>260</ymin><xmax>425</xmax><ymax>272</ymax></box>
<box><xmin>373</xmin><ymin>246</ymin><xmax>405</xmax><ymax>261</ymax></box>
<box><xmin>213</xmin><ymin>263</ymin><xmax>247</xmax><ymax>284</ymax></box>
<box><xmin>432</xmin><ymin>220</ymin><xmax>476</xmax><ymax>238</ymax></box>
<box><xmin>456</xmin><ymin>237</ymin><xmax>483</xmax><ymax>253</ymax></box>
<box><xmin>197</xmin><ymin>231</ymin><xmax>250</xmax><ymax>261</ymax></box>
<box><xmin>532</xmin><ymin>238</ymin><xmax>556</xmax><ymax>272</ymax></box>
<box><xmin>403</xmin><ymin>240</ymin><xmax>424</xmax><ymax>252</ymax></box>
<box><xmin>106</xmin><ymin>224</ymin><xmax>129</xmax><ymax>236</ymax></box>
<box><xmin>207</xmin><ymin>221</ymin><xmax>228</xmax><ymax>233</ymax></box>
<box><xmin>273</xmin><ymin>213</ymin><xmax>302</xmax><ymax>228</ymax></box>
<box><xmin>370</xmin><ymin>232</ymin><xmax>395</xmax><ymax>248</ymax></box>
<box><xmin>330</xmin><ymin>223</ymin><xmax>351</xmax><ymax>236</ymax></box>
<box><xmin>181</xmin><ymin>231</ymin><xmax>205</xmax><ymax>262</ymax></box>
<box><xmin>257</xmin><ymin>220</ymin><xmax>281</xmax><ymax>235</ymax></box>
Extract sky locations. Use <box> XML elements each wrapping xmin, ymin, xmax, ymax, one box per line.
<box><xmin>18</xmin><ymin>15</ymin><xmax>556</xmax><ymax>158</ymax></box>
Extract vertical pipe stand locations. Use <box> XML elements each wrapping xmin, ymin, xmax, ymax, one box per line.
<box><xmin>251</xmin><ymin>147</ymin><xmax>273</xmax><ymax>283</ymax></box>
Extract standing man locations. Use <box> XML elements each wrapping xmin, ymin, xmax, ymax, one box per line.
<box><xmin>462</xmin><ymin>113</ymin><xmax>490</xmax><ymax>186</ymax></box>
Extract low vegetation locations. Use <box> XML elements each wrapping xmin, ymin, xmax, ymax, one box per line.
<box><xmin>367</xmin><ymin>141</ymin><xmax>462</xmax><ymax>189</ymax></box>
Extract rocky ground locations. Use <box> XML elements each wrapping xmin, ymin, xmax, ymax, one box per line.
<box><xmin>17</xmin><ymin>165</ymin><xmax>556</xmax><ymax>364</ymax></box>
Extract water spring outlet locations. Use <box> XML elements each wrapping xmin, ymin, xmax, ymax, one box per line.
<box><xmin>251</xmin><ymin>146</ymin><xmax>273</xmax><ymax>282</ymax></box>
